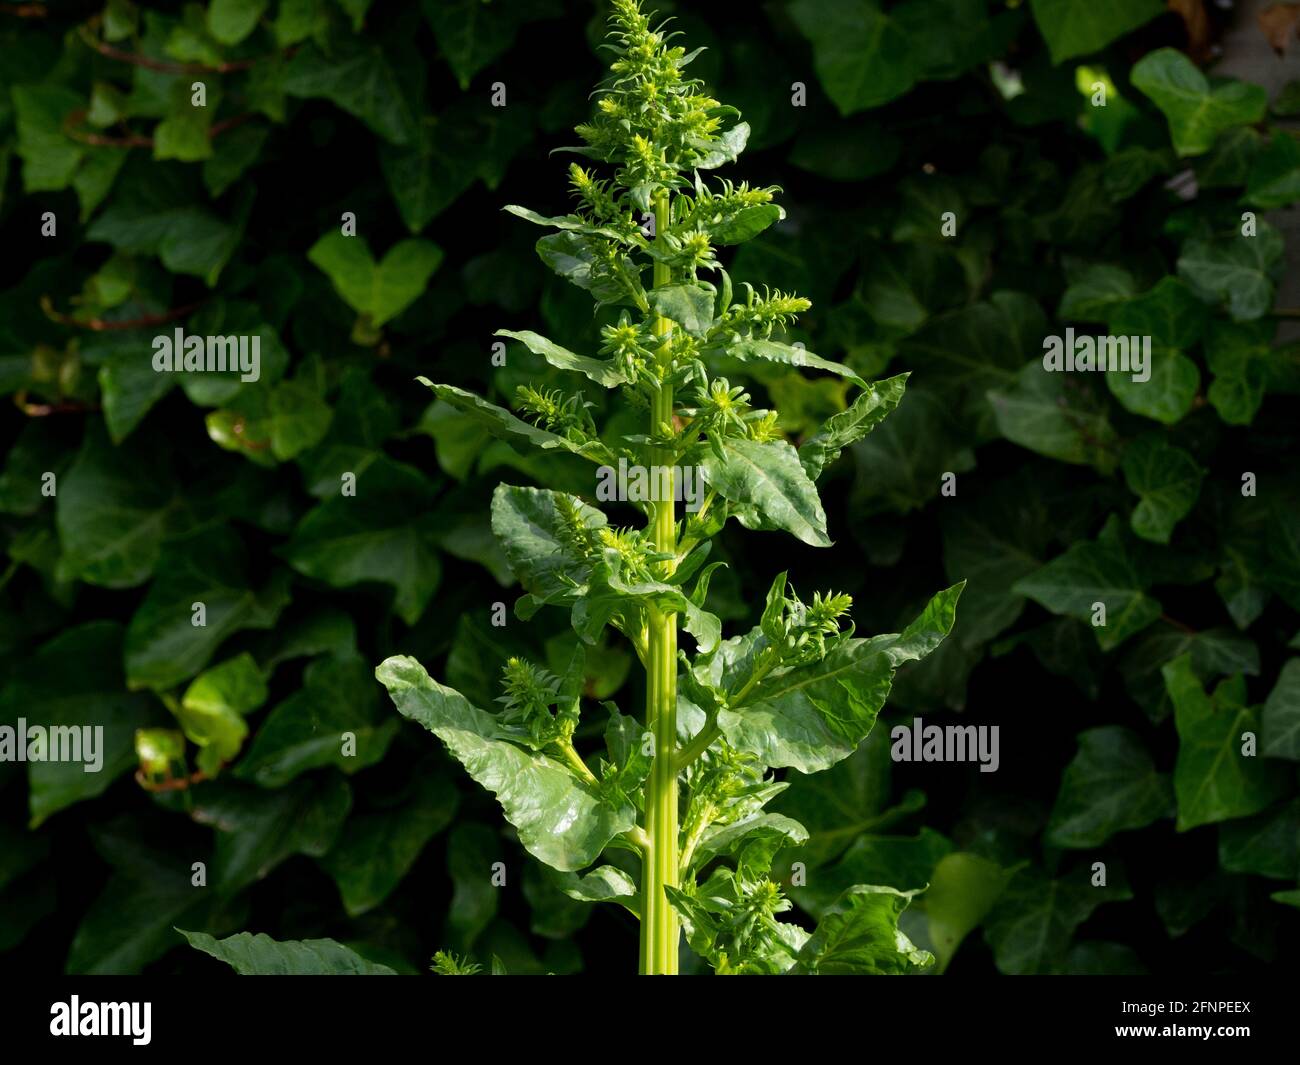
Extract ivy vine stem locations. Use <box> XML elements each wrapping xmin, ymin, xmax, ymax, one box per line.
<box><xmin>641</xmin><ymin>190</ymin><xmax>681</xmax><ymax>975</ymax></box>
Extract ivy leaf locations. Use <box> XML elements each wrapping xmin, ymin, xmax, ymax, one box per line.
<box><xmin>918</xmin><ymin>852</ymin><xmax>1013</xmax><ymax>973</ymax></box>
<box><xmin>1178</xmin><ymin>223</ymin><xmax>1285</xmax><ymax>322</ymax></box>
<box><xmin>983</xmin><ymin>865</ymin><xmax>1132</xmax><ymax>975</ymax></box>
<box><xmin>1013</xmin><ymin>515</ymin><xmax>1161</xmax><ymax>650</ymax></box>
<box><xmin>1029</xmin><ymin>0</ymin><xmax>1164</xmax><ymax>64</ymax></box>
<box><xmin>376</xmin><ymin>656</ymin><xmax>636</xmax><ymax>871</ymax></box>
<box><xmin>207</xmin><ymin>0</ymin><xmax>268</xmax><ymax>45</ymax></box>
<box><xmin>790</xmin><ymin>885</ymin><xmax>933</xmax><ymax>974</ymax></box>
<box><xmin>799</xmin><ymin>373</ymin><xmax>908</xmax><ymax>479</ymax></box>
<box><xmin>1119</xmin><ymin>626</ymin><xmax>1260</xmax><ymax>724</ymax></box>
<box><xmin>55</xmin><ymin>424</ymin><xmax>179</xmax><ymax>588</ymax></box>
<box><xmin>1244</xmin><ymin>132</ymin><xmax>1300</xmax><ymax>209</ymax></box>
<box><xmin>1120</xmin><ymin>435</ymin><xmax>1204</xmax><ymax>544</ymax></box>
<box><xmin>207</xmin><ymin>377</ymin><xmax>334</xmax><ymax>465</ymax></box>
<box><xmin>1261</xmin><ymin>658</ymin><xmax>1300</xmax><ymax>761</ymax></box>
<box><xmin>235</xmin><ymin>654</ymin><xmax>400</xmax><ymax>787</ymax></box>
<box><xmin>1165</xmin><ymin>656</ymin><xmax>1290</xmax><ymax>831</ymax></box>
<box><xmin>0</xmin><ymin>622</ymin><xmax>157</xmax><ymax>827</ymax></box>
<box><xmin>178</xmin><ymin>652</ymin><xmax>268</xmax><ymax>776</ymax></box>
<box><xmin>788</xmin><ymin>0</ymin><xmax>916</xmax><ymax>115</ymax></box>
<box><xmin>125</xmin><ymin>530</ymin><xmax>291</xmax><ymax>690</ymax></box>
<box><xmin>12</xmin><ymin>84</ymin><xmax>84</xmax><ymax>192</ymax></box>
<box><xmin>307</xmin><ymin>232</ymin><xmax>442</xmax><ymax>327</ymax></box>
<box><xmin>420</xmin><ymin>0</ymin><xmax>559</xmax><ymax>90</ymax></box>
<box><xmin>1046</xmin><ymin>726</ymin><xmax>1173</xmax><ymax>847</ymax></box>
<box><xmin>899</xmin><ymin>291</ymin><xmax>1046</xmax><ymax>436</ymax></box>
<box><xmin>191</xmin><ymin>773</ymin><xmax>352</xmax><ymax>892</ymax></box>
<box><xmin>281</xmin><ymin>457</ymin><xmax>443</xmax><ymax>626</ymax></box>
<box><xmin>180</xmin><ymin>930</ymin><xmax>396</xmax><ymax>975</ymax></box>
<box><xmin>283</xmin><ymin>41</ymin><xmax>417</xmax><ymax>145</ymax></box>
<box><xmin>322</xmin><ymin>773</ymin><xmax>459</xmax><ymax>916</ymax></box>
<box><xmin>1132</xmin><ymin>48</ymin><xmax>1268</xmax><ymax>156</ymax></box>
<box><xmin>704</xmin><ymin>437</ymin><xmax>831</xmax><ymax>548</ymax></box>
<box><xmin>1101</xmin><ymin>277</ymin><xmax>1208</xmax><ymax>425</ymax></box>
<box><xmin>1204</xmin><ymin>319</ymin><xmax>1271</xmax><ymax>426</ymax></box>
<box><xmin>494</xmin><ymin>328</ymin><xmax>628</xmax><ymax>388</ymax></box>
<box><xmin>1218</xmin><ymin>799</ymin><xmax>1300</xmax><ymax>880</ymax></box>
<box><xmin>718</xmin><ymin>582</ymin><xmax>963</xmax><ymax>772</ymax></box>
<box><xmin>988</xmin><ymin>363</ymin><xmax>1118</xmax><ymax>473</ymax></box>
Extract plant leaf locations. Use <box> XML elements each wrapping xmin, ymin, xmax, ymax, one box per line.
<box><xmin>376</xmin><ymin>656</ymin><xmax>635</xmax><ymax>871</ymax></box>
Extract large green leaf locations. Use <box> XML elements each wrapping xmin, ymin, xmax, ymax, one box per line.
<box><xmin>717</xmin><ymin>583</ymin><xmax>963</xmax><ymax>772</ymax></box>
<box><xmin>704</xmin><ymin>437</ymin><xmax>831</xmax><ymax>547</ymax></box>
<box><xmin>799</xmin><ymin>373</ymin><xmax>908</xmax><ymax>479</ymax></box>
<box><xmin>494</xmin><ymin>328</ymin><xmax>628</xmax><ymax>388</ymax></box>
<box><xmin>791</xmin><ymin>884</ymin><xmax>933</xmax><ymax>974</ymax></box>
<box><xmin>421</xmin><ymin>382</ymin><xmax>608</xmax><ymax>463</ymax></box>
<box><xmin>376</xmin><ymin>656</ymin><xmax>636</xmax><ymax>871</ymax></box>
<box><xmin>181</xmin><ymin>930</ymin><xmax>396</xmax><ymax>974</ymax></box>
<box><xmin>490</xmin><ymin>484</ymin><xmax>605</xmax><ymax>612</ymax></box>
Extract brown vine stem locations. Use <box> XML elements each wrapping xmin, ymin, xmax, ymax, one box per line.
<box><xmin>41</xmin><ymin>294</ymin><xmax>207</xmax><ymax>332</ymax></box>
<box><xmin>0</xmin><ymin>3</ymin><xmax>47</xmax><ymax>16</ymax></box>
<box><xmin>76</xmin><ymin>16</ymin><xmax>294</xmax><ymax>74</ymax></box>
<box><xmin>62</xmin><ymin>109</ymin><xmax>254</xmax><ymax>149</ymax></box>
<box><xmin>135</xmin><ymin>768</ymin><xmax>209</xmax><ymax>793</ymax></box>
<box><xmin>1161</xmin><ymin>613</ymin><xmax>1198</xmax><ymax>636</ymax></box>
<box><xmin>14</xmin><ymin>391</ymin><xmax>100</xmax><ymax>417</ymax></box>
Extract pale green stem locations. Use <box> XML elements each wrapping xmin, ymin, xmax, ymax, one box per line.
<box><xmin>640</xmin><ymin>190</ymin><xmax>681</xmax><ymax>976</ymax></box>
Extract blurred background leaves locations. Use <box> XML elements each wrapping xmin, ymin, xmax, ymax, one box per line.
<box><xmin>1</xmin><ymin>0</ymin><xmax>1298</xmax><ymax>975</ymax></box>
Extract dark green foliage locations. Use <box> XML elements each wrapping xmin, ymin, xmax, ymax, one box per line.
<box><xmin>1</xmin><ymin>0</ymin><xmax>1297</xmax><ymax>975</ymax></box>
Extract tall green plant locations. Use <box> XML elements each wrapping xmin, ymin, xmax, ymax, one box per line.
<box><xmin>376</xmin><ymin>0</ymin><xmax>963</xmax><ymax>976</ymax></box>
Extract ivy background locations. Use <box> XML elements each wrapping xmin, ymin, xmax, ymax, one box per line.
<box><xmin>2</xmin><ymin>0</ymin><xmax>1299</xmax><ymax>975</ymax></box>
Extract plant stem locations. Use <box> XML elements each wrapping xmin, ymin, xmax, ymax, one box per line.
<box><xmin>640</xmin><ymin>190</ymin><xmax>680</xmax><ymax>975</ymax></box>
